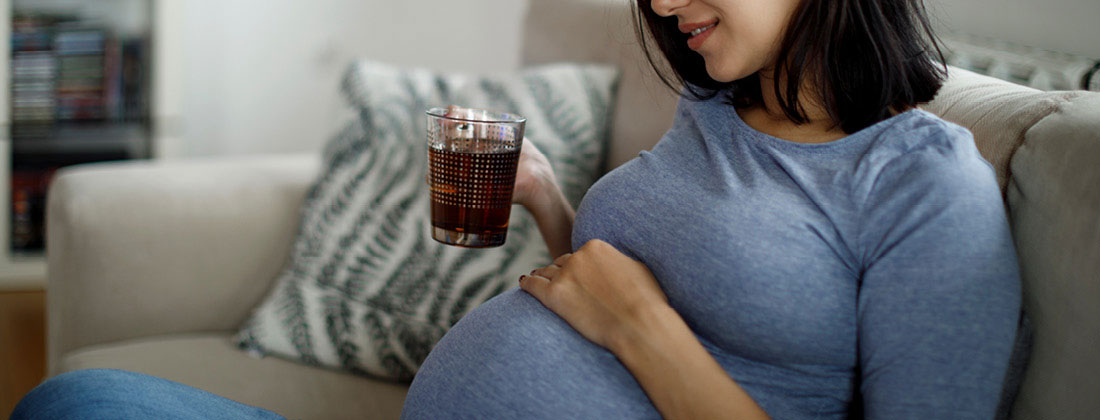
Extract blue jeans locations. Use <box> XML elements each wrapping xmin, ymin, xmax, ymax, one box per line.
<box><xmin>11</xmin><ymin>369</ymin><xmax>284</xmax><ymax>420</ymax></box>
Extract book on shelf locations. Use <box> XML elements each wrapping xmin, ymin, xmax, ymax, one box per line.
<box><xmin>9</xmin><ymin>169</ymin><xmax>55</xmax><ymax>253</ymax></box>
<box><xmin>11</xmin><ymin>18</ymin><xmax>57</xmax><ymax>139</ymax></box>
<box><xmin>54</xmin><ymin>25</ymin><xmax>106</xmax><ymax>122</ymax></box>
<box><xmin>8</xmin><ymin>9</ymin><xmax>153</xmax><ymax>254</ymax></box>
<box><xmin>10</xmin><ymin>15</ymin><xmax>150</xmax><ymax>140</ymax></box>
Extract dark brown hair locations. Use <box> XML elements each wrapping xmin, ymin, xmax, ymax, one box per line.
<box><xmin>632</xmin><ymin>0</ymin><xmax>949</xmax><ymax>133</ymax></box>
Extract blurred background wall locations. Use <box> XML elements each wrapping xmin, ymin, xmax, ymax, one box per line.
<box><xmin>156</xmin><ymin>0</ymin><xmax>527</xmax><ymax>159</ymax></box>
<box><xmin>155</xmin><ymin>0</ymin><xmax>1098</xmax><ymax>159</ymax></box>
<box><xmin>926</xmin><ymin>0</ymin><xmax>1100</xmax><ymax>59</ymax></box>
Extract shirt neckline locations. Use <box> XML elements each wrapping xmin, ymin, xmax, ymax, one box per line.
<box><xmin>728</xmin><ymin>105</ymin><xmax>925</xmax><ymax>153</ymax></box>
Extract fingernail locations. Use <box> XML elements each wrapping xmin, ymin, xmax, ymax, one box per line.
<box><xmin>518</xmin><ymin>275</ymin><xmax>526</xmax><ymax>283</ymax></box>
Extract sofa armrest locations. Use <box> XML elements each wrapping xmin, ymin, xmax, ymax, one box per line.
<box><xmin>47</xmin><ymin>153</ymin><xmax>321</xmax><ymax>373</ymax></box>
<box><xmin>1005</xmin><ymin>93</ymin><xmax>1100</xmax><ymax>420</ymax></box>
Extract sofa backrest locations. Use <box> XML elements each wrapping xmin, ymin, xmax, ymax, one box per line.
<box><xmin>522</xmin><ymin>1</ymin><xmax>1100</xmax><ymax>419</ymax></box>
<box><xmin>521</xmin><ymin>0</ymin><xmax>677</xmax><ymax>172</ymax></box>
<box><xmin>924</xmin><ymin>66</ymin><xmax>1087</xmax><ymax>191</ymax></box>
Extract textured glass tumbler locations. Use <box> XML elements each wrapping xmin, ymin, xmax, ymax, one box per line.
<box><xmin>426</xmin><ymin>106</ymin><xmax>526</xmax><ymax>248</ymax></box>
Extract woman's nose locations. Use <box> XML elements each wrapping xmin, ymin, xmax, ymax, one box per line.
<box><xmin>650</xmin><ymin>0</ymin><xmax>690</xmax><ymax>17</ymax></box>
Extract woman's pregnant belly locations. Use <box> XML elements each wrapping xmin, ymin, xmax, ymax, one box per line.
<box><xmin>401</xmin><ymin>288</ymin><xmax>662</xmax><ymax>419</ymax></box>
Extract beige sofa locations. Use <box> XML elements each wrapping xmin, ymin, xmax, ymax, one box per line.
<box><xmin>45</xmin><ymin>0</ymin><xmax>1099</xmax><ymax>419</ymax></box>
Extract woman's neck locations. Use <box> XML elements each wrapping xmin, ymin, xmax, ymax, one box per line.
<box><xmin>736</xmin><ymin>67</ymin><xmax>849</xmax><ymax>144</ymax></box>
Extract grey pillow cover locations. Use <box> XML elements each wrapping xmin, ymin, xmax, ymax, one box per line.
<box><xmin>236</xmin><ymin>60</ymin><xmax>620</xmax><ymax>381</ymax></box>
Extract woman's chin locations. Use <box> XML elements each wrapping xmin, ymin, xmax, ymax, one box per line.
<box><xmin>704</xmin><ymin>62</ymin><xmax>752</xmax><ymax>84</ymax></box>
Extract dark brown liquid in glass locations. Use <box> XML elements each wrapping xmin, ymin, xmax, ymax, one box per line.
<box><xmin>428</xmin><ymin>146</ymin><xmax>520</xmax><ymax>247</ymax></box>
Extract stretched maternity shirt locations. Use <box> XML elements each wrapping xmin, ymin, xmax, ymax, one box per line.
<box><xmin>403</xmin><ymin>95</ymin><xmax>1022</xmax><ymax>419</ymax></box>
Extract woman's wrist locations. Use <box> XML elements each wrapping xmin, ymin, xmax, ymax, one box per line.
<box><xmin>609</xmin><ymin>303</ymin><xmax>773</xmax><ymax>420</ymax></box>
<box><xmin>608</xmin><ymin>301</ymin><xmax>684</xmax><ymax>362</ymax></box>
<box><xmin>522</xmin><ymin>175</ymin><xmax>564</xmax><ymax>216</ymax></box>
<box><xmin>523</xmin><ymin>177</ymin><xmax>575</xmax><ymax>258</ymax></box>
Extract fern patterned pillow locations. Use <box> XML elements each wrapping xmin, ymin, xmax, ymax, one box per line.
<box><xmin>235</xmin><ymin>60</ymin><xmax>620</xmax><ymax>381</ymax></box>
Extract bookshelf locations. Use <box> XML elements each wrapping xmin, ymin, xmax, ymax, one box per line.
<box><xmin>1</xmin><ymin>0</ymin><xmax>154</xmax><ymax>289</ymax></box>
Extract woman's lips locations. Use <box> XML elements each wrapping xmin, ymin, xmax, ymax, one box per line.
<box><xmin>687</xmin><ymin>23</ymin><xmax>716</xmax><ymax>51</ymax></box>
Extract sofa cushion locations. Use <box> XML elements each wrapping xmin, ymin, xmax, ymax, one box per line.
<box><xmin>57</xmin><ymin>334</ymin><xmax>408</xmax><ymax>420</ymax></box>
<box><xmin>236</xmin><ymin>60</ymin><xmax>621</xmax><ymax>381</ymax></box>
<box><xmin>923</xmin><ymin>66</ymin><xmax>1082</xmax><ymax>193</ymax></box>
<box><xmin>1005</xmin><ymin>92</ymin><xmax>1100</xmax><ymax>420</ymax></box>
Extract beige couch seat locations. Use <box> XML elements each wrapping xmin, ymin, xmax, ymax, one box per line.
<box><xmin>60</xmin><ymin>334</ymin><xmax>407</xmax><ymax>420</ymax></box>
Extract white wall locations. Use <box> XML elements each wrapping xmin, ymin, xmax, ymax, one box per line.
<box><xmin>926</xmin><ymin>0</ymin><xmax>1100</xmax><ymax>58</ymax></box>
<box><xmin>155</xmin><ymin>0</ymin><xmax>1098</xmax><ymax>159</ymax></box>
<box><xmin>155</xmin><ymin>0</ymin><xmax>528</xmax><ymax>159</ymax></box>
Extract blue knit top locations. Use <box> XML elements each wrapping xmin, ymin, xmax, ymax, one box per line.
<box><xmin>570</xmin><ymin>95</ymin><xmax>1022</xmax><ymax>418</ymax></box>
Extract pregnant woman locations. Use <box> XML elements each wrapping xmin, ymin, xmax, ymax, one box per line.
<box><xmin>401</xmin><ymin>0</ymin><xmax>1021</xmax><ymax>419</ymax></box>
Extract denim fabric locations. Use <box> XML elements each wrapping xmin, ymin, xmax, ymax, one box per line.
<box><xmin>403</xmin><ymin>96</ymin><xmax>1022</xmax><ymax>419</ymax></box>
<box><xmin>11</xmin><ymin>369</ymin><xmax>284</xmax><ymax>420</ymax></box>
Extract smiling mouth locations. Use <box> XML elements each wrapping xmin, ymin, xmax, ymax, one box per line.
<box><xmin>690</xmin><ymin>23</ymin><xmax>716</xmax><ymax>37</ymax></box>
<box><xmin>685</xmin><ymin>21</ymin><xmax>718</xmax><ymax>51</ymax></box>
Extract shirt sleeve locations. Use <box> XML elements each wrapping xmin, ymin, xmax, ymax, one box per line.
<box><xmin>856</xmin><ymin>130</ymin><xmax>1022</xmax><ymax>419</ymax></box>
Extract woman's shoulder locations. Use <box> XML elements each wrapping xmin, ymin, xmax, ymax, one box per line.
<box><xmin>868</xmin><ymin>109</ymin><xmax>989</xmax><ymax>174</ymax></box>
<box><xmin>874</xmin><ymin>108</ymin><xmax>976</xmax><ymax>156</ymax></box>
<box><xmin>859</xmin><ymin>109</ymin><xmax>1000</xmax><ymax>206</ymax></box>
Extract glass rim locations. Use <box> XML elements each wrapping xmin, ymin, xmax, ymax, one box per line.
<box><xmin>426</xmin><ymin>106</ymin><xmax>527</xmax><ymax>125</ymax></box>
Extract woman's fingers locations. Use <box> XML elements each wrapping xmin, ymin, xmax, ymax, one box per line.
<box><xmin>553</xmin><ymin>253</ymin><xmax>572</xmax><ymax>267</ymax></box>
<box><xmin>518</xmin><ymin>272</ymin><xmax>551</xmax><ymax>302</ymax></box>
<box><xmin>520</xmin><ymin>261</ymin><xmax>565</xmax><ymax>304</ymax></box>
<box><xmin>530</xmin><ymin>264</ymin><xmax>560</xmax><ymax>280</ymax></box>
<box><xmin>442</xmin><ymin>105</ymin><xmax>472</xmax><ymax>139</ymax></box>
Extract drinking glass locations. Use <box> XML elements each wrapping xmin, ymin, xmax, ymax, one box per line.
<box><xmin>425</xmin><ymin>106</ymin><xmax>526</xmax><ymax>248</ymax></box>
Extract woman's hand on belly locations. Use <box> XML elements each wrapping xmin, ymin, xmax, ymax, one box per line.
<box><xmin>520</xmin><ymin>238</ymin><xmax>669</xmax><ymax>353</ymax></box>
<box><xmin>520</xmin><ymin>239</ymin><xmax>772</xmax><ymax>420</ymax></box>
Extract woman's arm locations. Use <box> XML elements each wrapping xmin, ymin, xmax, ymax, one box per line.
<box><xmin>855</xmin><ymin>141</ymin><xmax>1021</xmax><ymax>418</ymax></box>
<box><xmin>522</xmin><ymin>240</ymin><xmax>770</xmax><ymax>420</ymax></box>
<box><xmin>612</xmin><ymin>299</ymin><xmax>771</xmax><ymax>420</ymax></box>
<box><xmin>511</xmin><ymin>139</ymin><xmax>574</xmax><ymax>258</ymax></box>
<box><xmin>524</xmin><ymin>181</ymin><xmax>575</xmax><ymax>258</ymax></box>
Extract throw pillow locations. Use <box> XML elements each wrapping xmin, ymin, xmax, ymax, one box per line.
<box><xmin>235</xmin><ymin>60</ymin><xmax>620</xmax><ymax>381</ymax></box>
